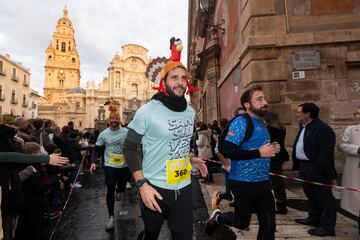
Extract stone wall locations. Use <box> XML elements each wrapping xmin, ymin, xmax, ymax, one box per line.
<box><xmin>189</xmin><ymin>0</ymin><xmax>360</xmax><ymax>172</ymax></box>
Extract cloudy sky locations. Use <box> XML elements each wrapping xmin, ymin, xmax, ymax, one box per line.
<box><xmin>0</xmin><ymin>0</ymin><xmax>189</xmax><ymax>94</ymax></box>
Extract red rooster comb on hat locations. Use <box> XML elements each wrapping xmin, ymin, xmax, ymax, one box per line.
<box><xmin>152</xmin><ymin>37</ymin><xmax>199</xmax><ymax>95</ymax></box>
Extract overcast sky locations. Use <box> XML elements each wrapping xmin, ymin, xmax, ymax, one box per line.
<box><xmin>0</xmin><ymin>0</ymin><xmax>189</xmax><ymax>94</ymax></box>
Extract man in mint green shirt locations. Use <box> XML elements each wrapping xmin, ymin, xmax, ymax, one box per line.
<box><xmin>90</xmin><ymin>106</ymin><xmax>131</xmax><ymax>231</ymax></box>
<box><xmin>124</xmin><ymin>40</ymin><xmax>207</xmax><ymax>240</ymax></box>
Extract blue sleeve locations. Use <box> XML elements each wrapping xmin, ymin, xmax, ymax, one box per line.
<box><xmin>225</xmin><ymin>116</ymin><xmax>247</xmax><ymax>145</ymax></box>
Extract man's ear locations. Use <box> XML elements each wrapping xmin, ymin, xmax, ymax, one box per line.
<box><xmin>244</xmin><ymin>102</ymin><xmax>250</xmax><ymax>109</ymax></box>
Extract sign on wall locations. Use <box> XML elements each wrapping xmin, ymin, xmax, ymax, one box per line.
<box><xmin>233</xmin><ymin>68</ymin><xmax>241</xmax><ymax>86</ymax></box>
<box><xmin>292</xmin><ymin>50</ymin><xmax>320</xmax><ymax>70</ymax></box>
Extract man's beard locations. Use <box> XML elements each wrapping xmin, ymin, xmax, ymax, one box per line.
<box><xmin>110</xmin><ymin>121</ymin><xmax>120</xmax><ymax>128</ymax></box>
<box><xmin>164</xmin><ymin>82</ymin><xmax>186</xmax><ymax>99</ymax></box>
<box><xmin>250</xmin><ymin>104</ymin><xmax>267</xmax><ymax>117</ymax></box>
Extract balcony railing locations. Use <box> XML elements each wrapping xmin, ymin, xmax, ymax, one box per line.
<box><xmin>11</xmin><ymin>98</ymin><xmax>18</xmax><ymax>104</ymax></box>
<box><xmin>22</xmin><ymin>101</ymin><xmax>28</xmax><ymax>107</ymax></box>
<box><xmin>11</xmin><ymin>75</ymin><xmax>19</xmax><ymax>82</ymax></box>
<box><xmin>23</xmin><ymin>81</ymin><xmax>29</xmax><ymax>87</ymax></box>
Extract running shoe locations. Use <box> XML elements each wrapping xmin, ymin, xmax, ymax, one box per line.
<box><xmin>205</xmin><ymin>209</ymin><xmax>221</xmax><ymax>236</ymax></box>
<box><xmin>105</xmin><ymin>216</ymin><xmax>115</xmax><ymax>231</ymax></box>
<box><xmin>211</xmin><ymin>191</ymin><xmax>220</xmax><ymax>209</ymax></box>
<box><xmin>70</xmin><ymin>182</ymin><xmax>82</xmax><ymax>188</ymax></box>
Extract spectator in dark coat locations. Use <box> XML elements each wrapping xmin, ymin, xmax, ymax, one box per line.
<box><xmin>263</xmin><ymin>112</ymin><xmax>289</xmax><ymax>214</ymax></box>
<box><xmin>14</xmin><ymin>117</ymin><xmax>31</xmax><ymax>142</ymax></box>
<box><xmin>293</xmin><ymin>103</ymin><xmax>337</xmax><ymax>237</ymax></box>
<box><xmin>65</xmin><ymin>132</ymin><xmax>93</xmax><ymax>188</ymax></box>
<box><xmin>30</xmin><ymin>119</ymin><xmax>57</xmax><ymax>154</ymax></box>
<box><xmin>15</xmin><ymin>142</ymin><xmax>63</xmax><ymax>240</ymax></box>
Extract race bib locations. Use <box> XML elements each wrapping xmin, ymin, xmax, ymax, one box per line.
<box><xmin>109</xmin><ymin>153</ymin><xmax>125</xmax><ymax>166</ymax></box>
<box><xmin>166</xmin><ymin>157</ymin><xmax>192</xmax><ymax>185</ymax></box>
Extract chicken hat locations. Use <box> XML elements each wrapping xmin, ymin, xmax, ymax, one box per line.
<box><xmin>152</xmin><ymin>37</ymin><xmax>199</xmax><ymax>95</ymax></box>
<box><xmin>106</xmin><ymin>102</ymin><xmax>121</xmax><ymax>123</ymax></box>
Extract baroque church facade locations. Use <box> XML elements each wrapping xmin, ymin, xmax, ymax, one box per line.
<box><xmin>38</xmin><ymin>8</ymin><xmax>156</xmax><ymax>130</ymax></box>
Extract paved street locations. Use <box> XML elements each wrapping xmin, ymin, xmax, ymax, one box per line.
<box><xmin>2</xmin><ymin>168</ymin><xmax>358</xmax><ymax>240</ymax></box>
<box><xmin>49</xmin><ymin>169</ymin><xmax>235</xmax><ymax>240</ymax></box>
<box><xmin>200</xmin><ymin>173</ymin><xmax>359</xmax><ymax>240</ymax></box>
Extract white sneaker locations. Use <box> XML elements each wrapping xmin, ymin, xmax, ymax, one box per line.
<box><xmin>71</xmin><ymin>182</ymin><xmax>82</xmax><ymax>189</ymax></box>
<box><xmin>105</xmin><ymin>216</ymin><xmax>115</xmax><ymax>230</ymax></box>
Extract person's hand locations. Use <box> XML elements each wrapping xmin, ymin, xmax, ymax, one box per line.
<box><xmin>224</xmin><ymin>163</ymin><xmax>231</xmax><ymax>173</ymax></box>
<box><xmin>213</xmin><ymin>134</ymin><xmax>219</xmax><ymax>143</ymax></box>
<box><xmin>139</xmin><ymin>183</ymin><xmax>163</xmax><ymax>213</ymax></box>
<box><xmin>272</xmin><ymin>142</ymin><xmax>280</xmax><ymax>154</ymax></box>
<box><xmin>62</xmin><ymin>176</ymin><xmax>70</xmax><ymax>182</ymax></box>
<box><xmin>259</xmin><ymin>143</ymin><xmax>277</xmax><ymax>158</ymax></box>
<box><xmin>190</xmin><ymin>156</ymin><xmax>208</xmax><ymax>177</ymax></box>
<box><xmin>49</xmin><ymin>154</ymin><xmax>69</xmax><ymax>166</ymax></box>
<box><xmin>90</xmin><ymin>163</ymin><xmax>97</xmax><ymax>175</ymax></box>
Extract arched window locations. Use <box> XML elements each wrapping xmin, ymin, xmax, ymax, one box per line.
<box><xmin>72</xmin><ymin>58</ymin><xmax>75</xmax><ymax>63</ymax></box>
<box><xmin>48</xmin><ymin>55</ymin><xmax>52</xmax><ymax>62</ymax></box>
<box><xmin>61</xmin><ymin>42</ymin><xmax>66</xmax><ymax>52</ymax></box>
<box><xmin>131</xmin><ymin>83</ymin><xmax>138</xmax><ymax>97</ymax></box>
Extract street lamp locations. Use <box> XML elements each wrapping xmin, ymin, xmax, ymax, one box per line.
<box><xmin>200</xmin><ymin>0</ymin><xmax>210</xmax><ymax>11</ymax></box>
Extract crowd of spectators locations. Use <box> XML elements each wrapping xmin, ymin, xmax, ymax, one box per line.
<box><xmin>0</xmin><ymin>116</ymin><xmax>96</xmax><ymax>240</ymax></box>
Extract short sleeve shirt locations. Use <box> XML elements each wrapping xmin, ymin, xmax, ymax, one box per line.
<box><xmin>96</xmin><ymin>127</ymin><xmax>128</xmax><ymax>168</ymax></box>
<box><xmin>128</xmin><ymin>100</ymin><xmax>195</xmax><ymax>190</ymax></box>
<box><xmin>225</xmin><ymin>115</ymin><xmax>271</xmax><ymax>182</ymax></box>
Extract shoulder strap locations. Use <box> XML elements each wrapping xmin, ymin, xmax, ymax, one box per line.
<box><xmin>238</xmin><ymin>113</ymin><xmax>254</xmax><ymax>145</ymax></box>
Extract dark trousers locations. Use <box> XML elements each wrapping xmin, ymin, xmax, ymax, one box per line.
<box><xmin>140</xmin><ymin>183</ymin><xmax>193</xmax><ymax>240</ymax></box>
<box><xmin>299</xmin><ymin>161</ymin><xmax>337</xmax><ymax>230</ymax></box>
<box><xmin>269</xmin><ymin>161</ymin><xmax>287</xmax><ymax>203</ymax></box>
<box><xmin>222</xmin><ymin>168</ymin><xmax>231</xmax><ymax>194</ymax></box>
<box><xmin>217</xmin><ymin>180</ymin><xmax>276</xmax><ymax>240</ymax></box>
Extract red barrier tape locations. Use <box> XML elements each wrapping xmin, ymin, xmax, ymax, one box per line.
<box><xmin>203</xmin><ymin>158</ymin><xmax>360</xmax><ymax>193</ymax></box>
<box><xmin>49</xmin><ymin>154</ymin><xmax>86</xmax><ymax>240</ymax></box>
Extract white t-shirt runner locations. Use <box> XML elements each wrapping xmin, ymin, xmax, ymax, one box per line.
<box><xmin>128</xmin><ymin>99</ymin><xmax>195</xmax><ymax>190</ymax></box>
<box><xmin>96</xmin><ymin>127</ymin><xmax>129</xmax><ymax>168</ymax></box>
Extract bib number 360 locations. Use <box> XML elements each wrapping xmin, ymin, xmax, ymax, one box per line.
<box><xmin>166</xmin><ymin>157</ymin><xmax>192</xmax><ymax>185</ymax></box>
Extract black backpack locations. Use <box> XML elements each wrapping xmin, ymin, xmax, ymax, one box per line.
<box><xmin>218</xmin><ymin>113</ymin><xmax>254</xmax><ymax>156</ymax></box>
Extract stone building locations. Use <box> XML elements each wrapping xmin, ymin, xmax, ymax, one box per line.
<box><xmin>188</xmin><ymin>0</ymin><xmax>360</xmax><ymax>170</ymax></box>
<box><xmin>39</xmin><ymin>8</ymin><xmax>155</xmax><ymax>130</ymax></box>
<box><xmin>30</xmin><ymin>89</ymin><xmax>41</xmax><ymax>119</ymax></box>
<box><xmin>84</xmin><ymin>44</ymin><xmax>156</xmax><ymax>128</ymax></box>
<box><xmin>0</xmin><ymin>52</ymin><xmax>33</xmax><ymax>118</ymax></box>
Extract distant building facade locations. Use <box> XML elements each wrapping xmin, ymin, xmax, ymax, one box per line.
<box><xmin>30</xmin><ymin>89</ymin><xmax>41</xmax><ymax>119</ymax></box>
<box><xmin>188</xmin><ymin>0</ymin><xmax>360</xmax><ymax>170</ymax></box>
<box><xmin>0</xmin><ymin>52</ymin><xmax>32</xmax><ymax>118</ymax></box>
<box><xmin>39</xmin><ymin>8</ymin><xmax>155</xmax><ymax>130</ymax></box>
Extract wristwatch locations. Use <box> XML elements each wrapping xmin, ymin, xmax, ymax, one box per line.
<box><xmin>135</xmin><ymin>178</ymin><xmax>148</xmax><ymax>188</ymax></box>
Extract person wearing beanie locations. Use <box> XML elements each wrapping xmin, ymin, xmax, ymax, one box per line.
<box><xmin>90</xmin><ymin>104</ymin><xmax>131</xmax><ymax>231</ymax></box>
<box><xmin>123</xmin><ymin>37</ymin><xmax>207</xmax><ymax>240</ymax></box>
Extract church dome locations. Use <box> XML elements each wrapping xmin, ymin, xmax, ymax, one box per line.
<box><xmin>57</xmin><ymin>7</ymin><xmax>73</xmax><ymax>27</ymax></box>
<box><xmin>69</xmin><ymin>87</ymin><xmax>85</xmax><ymax>94</ymax></box>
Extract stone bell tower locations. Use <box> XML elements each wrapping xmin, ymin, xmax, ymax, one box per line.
<box><xmin>43</xmin><ymin>7</ymin><xmax>80</xmax><ymax>103</ymax></box>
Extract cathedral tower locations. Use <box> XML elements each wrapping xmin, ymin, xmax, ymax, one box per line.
<box><xmin>44</xmin><ymin>7</ymin><xmax>80</xmax><ymax>103</ymax></box>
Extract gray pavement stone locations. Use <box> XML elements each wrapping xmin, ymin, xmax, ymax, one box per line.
<box><xmin>199</xmin><ymin>173</ymin><xmax>359</xmax><ymax>240</ymax></box>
